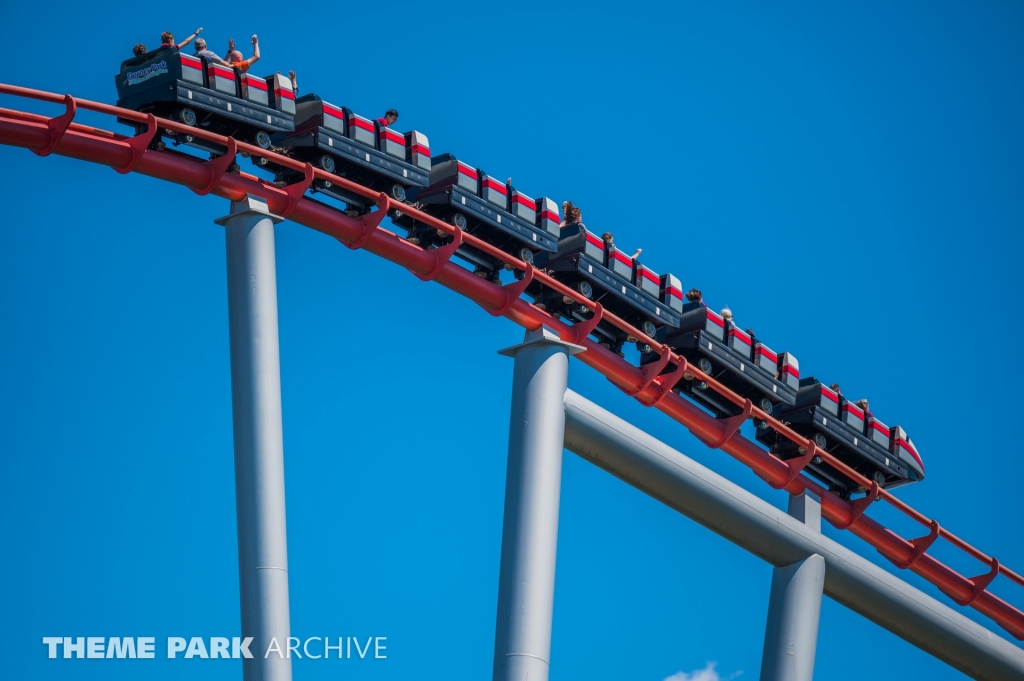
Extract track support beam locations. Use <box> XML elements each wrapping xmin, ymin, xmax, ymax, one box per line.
<box><xmin>562</xmin><ymin>390</ymin><xmax>1024</xmax><ymax>681</ymax></box>
<box><xmin>217</xmin><ymin>195</ymin><xmax>293</xmax><ymax>681</ymax></box>
<box><xmin>760</xmin><ymin>492</ymin><xmax>825</xmax><ymax>681</ymax></box>
<box><xmin>492</xmin><ymin>327</ymin><xmax>584</xmax><ymax>681</ymax></box>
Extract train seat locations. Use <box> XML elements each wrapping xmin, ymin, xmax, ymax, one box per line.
<box><xmin>405</xmin><ymin>131</ymin><xmax>431</xmax><ymax>171</ymax></box>
<box><xmin>239</xmin><ymin>73</ymin><xmax>268</xmax><ymax>107</ymax></box>
<box><xmin>378</xmin><ymin>125</ymin><xmax>406</xmax><ymax>160</ymax></box>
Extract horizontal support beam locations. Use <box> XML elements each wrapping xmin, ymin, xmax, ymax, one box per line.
<box><xmin>562</xmin><ymin>390</ymin><xmax>1024</xmax><ymax>681</ymax></box>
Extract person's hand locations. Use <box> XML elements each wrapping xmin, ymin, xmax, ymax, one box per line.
<box><xmin>289</xmin><ymin>69</ymin><xmax>296</xmax><ymax>78</ymax></box>
<box><xmin>195</xmin><ymin>27</ymin><xmax>203</xmax><ymax>34</ymax></box>
<box><xmin>252</xmin><ymin>34</ymin><xmax>258</xmax><ymax>45</ymax></box>
<box><xmin>228</xmin><ymin>38</ymin><xmax>236</xmax><ymax>51</ymax></box>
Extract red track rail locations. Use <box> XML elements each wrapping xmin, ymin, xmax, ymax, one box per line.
<box><xmin>2</xmin><ymin>82</ymin><xmax>1022</xmax><ymax>640</ymax></box>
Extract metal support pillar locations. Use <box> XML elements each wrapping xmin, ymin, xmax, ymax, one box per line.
<box><xmin>760</xmin><ymin>492</ymin><xmax>825</xmax><ymax>681</ymax></box>
<box><xmin>216</xmin><ymin>195</ymin><xmax>292</xmax><ymax>681</ymax></box>
<box><xmin>562</xmin><ymin>389</ymin><xmax>1024</xmax><ymax>681</ymax></box>
<box><xmin>492</xmin><ymin>327</ymin><xmax>585</xmax><ymax>681</ymax></box>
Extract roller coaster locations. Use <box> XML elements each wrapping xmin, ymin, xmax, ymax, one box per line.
<box><xmin>0</xmin><ymin>51</ymin><xmax>1021</xmax><ymax>649</ymax></box>
<box><xmin>112</xmin><ymin>49</ymin><xmax>924</xmax><ymax>498</ymax></box>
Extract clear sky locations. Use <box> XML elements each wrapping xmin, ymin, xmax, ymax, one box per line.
<box><xmin>1</xmin><ymin>1</ymin><xmax>1023</xmax><ymax>680</ymax></box>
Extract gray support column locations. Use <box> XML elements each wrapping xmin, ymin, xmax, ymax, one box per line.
<box><xmin>216</xmin><ymin>196</ymin><xmax>292</xmax><ymax>681</ymax></box>
<box><xmin>760</xmin><ymin>492</ymin><xmax>825</xmax><ymax>681</ymax></box>
<box><xmin>492</xmin><ymin>327</ymin><xmax>585</xmax><ymax>681</ymax></box>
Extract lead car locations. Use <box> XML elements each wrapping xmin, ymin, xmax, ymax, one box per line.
<box><xmin>755</xmin><ymin>378</ymin><xmax>925</xmax><ymax>498</ymax></box>
<box><xmin>114</xmin><ymin>49</ymin><xmax>295</xmax><ymax>155</ymax></box>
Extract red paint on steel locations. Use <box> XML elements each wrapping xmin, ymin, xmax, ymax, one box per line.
<box><xmin>412</xmin><ymin>228</ymin><xmax>463</xmax><ymax>282</ymax></box>
<box><xmin>0</xmin><ymin>84</ymin><xmax>1022</xmax><ymax>640</ymax></box>
<box><xmin>485</xmin><ymin>264</ymin><xmax>534</xmax><ymax>317</ymax></box>
<box><xmin>570</xmin><ymin>303</ymin><xmax>604</xmax><ymax>345</ymax></box>
<box><xmin>888</xmin><ymin>520</ymin><xmax>940</xmax><ymax>570</ymax></box>
<box><xmin>625</xmin><ymin>350</ymin><xmax>671</xmax><ymax>397</ymax></box>
<box><xmin>113</xmin><ymin>113</ymin><xmax>157</xmax><ymax>175</ymax></box>
<box><xmin>191</xmin><ymin>137</ymin><xmax>237</xmax><ymax>196</ymax></box>
<box><xmin>703</xmin><ymin>399</ymin><xmax>752</xmax><ymax>449</ymax></box>
<box><xmin>280</xmin><ymin>163</ymin><xmax>314</xmax><ymax>219</ymax></box>
<box><xmin>946</xmin><ymin>558</ymin><xmax>1001</xmax><ymax>608</ymax></box>
<box><xmin>834</xmin><ymin>482</ymin><xmax>880</xmax><ymax>530</ymax></box>
<box><xmin>33</xmin><ymin>93</ymin><xmax>76</xmax><ymax>157</ymax></box>
<box><xmin>769</xmin><ymin>442</ymin><xmax>818</xmax><ymax>490</ymax></box>
<box><xmin>637</xmin><ymin>356</ymin><xmax>688</xmax><ymax>407</ymax></box>
<box><xmin>346</xmin><ymin>192</ymin><xmax>391</xmax><ymax>250</ymax></box>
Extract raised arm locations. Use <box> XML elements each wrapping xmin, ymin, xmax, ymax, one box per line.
<box><xmin>251</xmin><ymin>35</ymin><xmax>260</xmax><ymax>63</ymax></box>
<box><xmin>176</xmin><ymin>27</ymin><xmax>202</xmax><ymax>49</ymax></box>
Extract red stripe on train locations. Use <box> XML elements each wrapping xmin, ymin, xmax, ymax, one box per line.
<box><xmin>483</xmin><ymin>178</ymin><xmax>507</xmax><ymax>194</ymax></box>
<box><xmin>208</xmin><ymin>65</ymin><xmax>236</xmax><ymax>80</ymax></box>
<box><xmin>348</xmin><ymin>115</ymin><xmax>373</xmax><ymax>131</ymax></box>
<box><xmin>728</xmin><ymin>328</ymin><xmax>751</xmax><ymax>345</ymax></box>
<box><xmin>513</xmin><ymin>195</ymin><xmax>537</xmax><ymax>210</ymax></box>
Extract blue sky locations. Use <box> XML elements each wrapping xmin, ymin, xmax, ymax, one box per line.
<box><xmin>1</xmin><ymin>1</ymin><xmax>1022</xmax><ymax>679</ymax></box>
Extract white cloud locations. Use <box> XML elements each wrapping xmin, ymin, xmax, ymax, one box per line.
<box><xmin>663</xmin><ymin>661</ymin><xmax>742</xmax><ymax>681</ymax></box>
